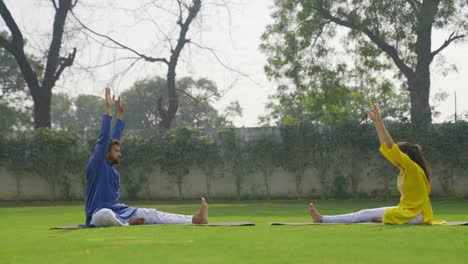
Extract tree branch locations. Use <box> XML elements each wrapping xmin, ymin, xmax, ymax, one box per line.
<box><xmin>159</xmin><ymin>0</ymin><xmax>202</xmax><ymax>129</ymax></box>
<box><xmin>313</xmin><ymin>0</ymin><xmax>414</xmax><ymax>79</ymax></box>
<box><xmin>0</xmin><ymin>0</ymin><xmax>40</xmax><ymax>96</ymax></box>
<box><xmin>177</xmin><ymin>0</ymin><xmax>184</xmax><ymax>24</ymax></box>
<box><xmin>42</xmin><ymin>0</ymin><xmax>74</xmax><ymax>91</ymax></box>
<box><xmin>405</xmin><ymin>0</ymin><xmax>420</xmax><ymax>13</ymax></box>
<box><xmin>50</xmin><ymin>0</ymin><xmax>58</xmax><ymax>11</ymax></box>
<box><xmin>0</xmin><ymin>0</ymin><xmax>25</xmax><ymax>47</ymax></box>
<box><xmin>70</xmin><ymin>10</ymin><xmax>169</xmax><ymax>65</ymax></box>
<box><xmin>431</xmin><ymin>31</ymin><xmax>465</xmax><ymax>59</ymax></box>
<box><xmin>53</xmin><ymin>47</ymin><xmax>77</xmax><ymax>84</ymax></box>
<box><xmin>188</xmin><ymin>41</ymin><xmax>251</xmax><ymax>79</ymax></box>
<box><xmin>75</xmin><ymin>56</ymin><xmax>140</xmax><ymax>70</ymax></box>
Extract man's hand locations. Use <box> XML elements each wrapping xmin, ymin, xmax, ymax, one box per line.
<box><xmin>105</xmin><ymin>87</ymin><xmax>115</xmax><ymax>116</ymax></box>
<box><xmin>371</xmin><ymin>217</ymin><xmax>382</xmax><ymax>223</ymax></box>
<box><xmin>117</xmin><ymin>96</ymin><xmax>124</xmax><ymax>120</ymax></box>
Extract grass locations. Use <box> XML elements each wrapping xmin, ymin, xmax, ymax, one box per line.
<box><xmin>0</xmin><ymin>199</ymin><xmax>467</xmax><ymax>264</ymax></box>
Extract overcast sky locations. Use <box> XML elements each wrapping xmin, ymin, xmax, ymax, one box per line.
<box><xmin>2</xmin><ymin>0</ymin><xmax>467</xmax><ymax>126</ymax></box>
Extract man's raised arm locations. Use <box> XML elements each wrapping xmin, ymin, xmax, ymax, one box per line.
<box><xmin>89</xmin><ymin>88</ymin><xmax>115</xmax><ymax>165</ymax></box>
<box><xmin>111</xmin><ymin>96</ymin><xmax>125</xmax><ymax>141</ymax></box>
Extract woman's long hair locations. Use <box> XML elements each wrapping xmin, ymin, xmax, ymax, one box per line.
<box><xmin>397</xmin><ymin>142</ymin><xmax>431</xmax><ymax>182</ymax></box>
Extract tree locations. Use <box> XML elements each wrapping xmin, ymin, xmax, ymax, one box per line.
<box><xmin>74</xmin><ymin>94</ymin><xmax>103</xmax><ymax>131</ymax></box>
<box><xmin>195</xmin><ymin>138</ymin><xmax>221</xmax><ymax>199</ymax></box>
<box><xmin>0</xmin><ymin>102</ymin><xmax>31</xmax><ymax>132</ymax></box>
<box><xmin>249</xmin><ymin>136</ymin><xmax>281</xmax><ymax>199</ymax></box>
<box><xmin>278</xmin><ymin>124</ymin><xmax>315</xmax><ymax>199</ymax></box>
<box><xmin>0</xmin><ymin>31</ymin><xmax>25</xmax><ymax>103</ymax></box>
<box><xmin>75</xmin><ymin>0</ymin><xmax>202</xmax><ymax>131</ymax></box>
<box><xmin>51</xmin><ymin>93</ymin><xmax>75</xmax><ymax>129</ymax></box>
<box><xmin>121</xmin><ymin>76</ymin><xmax>232</xmax><ymax>132</ymax></box>
<box><xmin>218</xmin><ymin>127</ymin><xmax>254</xmax><ymax>200</ymax></box>
<box><xmin>2</xmin><ymin>135</ymin><xmax>30</xmax><ymax>200</ymax></box>
<box><xmin>50</xmin><ymin>93</ymin><xmax>104</xmax><ymax>131</ymax></box>
<box><xmin>0</xmin><ymin>0</ymin><xmax>78</xmax><ymax>128</ymax></box>
<box><xmin>259</xmin><ymin>80</ymin><xmax>410</xmax><ymax>126</ymax></box>
<box><xmin>261</xmin><ymin>0</ymin><xmax>467</xmax><ymax>130</ymax></box>
<box><xmin>29</xmin><ymin>128</ymin><xmax>77</xmax><ymax>200</ymax></box>
<box><xmin>158</xmin><ymin>126</ymin><xmax>208</xmax><ymax>199</ymax></box>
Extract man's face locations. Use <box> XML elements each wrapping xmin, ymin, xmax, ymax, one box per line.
<box><xmin>106</xmin><ymin>144</ymin><xmax>121</xmax><ymax>165</ymax></box>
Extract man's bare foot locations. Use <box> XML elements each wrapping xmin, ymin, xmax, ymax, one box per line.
<box><xmin>308</xmin><ymin>202</ymin><xmax>322</xmax><ymax>223</ymax></box>
<box><xmin>129</xmin><ymin>217</ymin><xmax>145</xmax><ymax>225</ymax></box>
<box><xmin>192</xmin><ymin>197</ymin><xmax>209</xmax><ymax>224</ymax></box>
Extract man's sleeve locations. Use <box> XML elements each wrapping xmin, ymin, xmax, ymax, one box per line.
<box><xmin>89</xmin><ymin>115</ymin><xmax>112</xmax><ymax>166</ymax></box>
<box><xmin>111</xmin><ymin>118</ymin><xmax>125</xmax><ymax>140</ymax></box>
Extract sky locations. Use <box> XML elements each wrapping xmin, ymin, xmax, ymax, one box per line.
<box><xmin>1</xmin><ymin>0</ymin><xmax>467</xmax><ymax>126</ymax></box>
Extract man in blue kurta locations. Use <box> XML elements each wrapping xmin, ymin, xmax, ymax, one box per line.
<box><xmin>85</xmin><ymin>88</ymin><xmax>208</xmax><ymax>227</ymax></box>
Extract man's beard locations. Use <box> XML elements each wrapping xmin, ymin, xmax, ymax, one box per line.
<box><xmin>111</xmin><ymin>158</ymin><xmax>120</xmax><ymax>165</ymax></box>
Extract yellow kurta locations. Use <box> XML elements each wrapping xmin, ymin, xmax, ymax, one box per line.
<box><xmin>379</xmin><ymin>143</ymin><xmax>433</xmax><ymax>224</ymax></box>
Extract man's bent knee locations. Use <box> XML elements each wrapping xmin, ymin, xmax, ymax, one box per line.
<box><xmin>90</xmin><ymin>208</ymin><xmax>117</xmax><ymax>227</ymax></box>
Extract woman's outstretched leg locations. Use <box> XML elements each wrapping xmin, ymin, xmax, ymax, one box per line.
<box><xmin>308</xmin><ymin>203</ymin><xmax>394</xmax><ymax>223</ymax></box>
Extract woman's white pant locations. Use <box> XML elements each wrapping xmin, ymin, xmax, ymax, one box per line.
<box><xmin>322</xmin><ymin>206</ymin><xmax>422</xmax><ymax>224</ymax></box>
<box><xmin>90</xmin><ymin>208</ymin><xmax>193</xmax><ymax>227</ymax></box>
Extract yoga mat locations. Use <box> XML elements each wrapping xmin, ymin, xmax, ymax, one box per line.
<box><xmin>269</xmin><ymin>221</ymin><xmax>468</xmax><ymax>226</ymax></box>
<box><xmin>50</xmin><ymin>221</ymin><xmax>255</xmax><ymax>230</ymax></box>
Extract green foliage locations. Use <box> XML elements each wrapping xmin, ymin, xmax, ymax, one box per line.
<box><xmin>119</xmin><ymin>134</ymin><xmax>159</xmax><ymax>200</ymax></box>
<box><xmin>1</xmin><ymin>121</ymin><xmax>467</xmax><ymax>200</ymax></box>
<box><xmin>0</xmin><ymin>102</ymin><xmax>32</xmax><ymax>133</ymax></box>
<box><xmin>249</xmin><ymin>135</ymin><xmax>282</xmax><ymax>198</ymax></box>
<box><xmin>195</xmin><ymin>135</ymin><xmax>222</xmax><ymax>198</ymax></box>
<box><xmin>1</xmin><ymin>135</ymin><xmax>31</xmax><ymax>199</ymax></box>
<box><xmin>260</xmin><ymin>0</ymin><xmax>468</xmax><ymax>128</ymax></box>
<box><xmin>0</xmin><ymin>31</ymin><xmax>40</xmax><ymax>100</ymax></box>
<box><xmin>121</xmin><ymin>76</ymin><xmax>232</xmax><ymax>131</ymax></box>
<box><xmin>331</xmin><ymin>168</ymin><xmax>350</xmax><ymax>198</ymax></box>
<box><xmin>278</xmin><ymin>124</ymin><xmax>318</xmax><ymax>199</ymax></box>
<box><xmin>51</xmin><ymin>93</ymin><xmax>75</xmax><ymax>130</ymax></box>
<box><xmin>218</xmin><ymin>127</ymin><xmax>255</xmax><ymax>200</ymax></box>
<box><xmin>29</xmin><ymin>129</ymin><xmax>78</xmax><ymax>200</ymax></box>
<box><xmin>75</xmin><ymin>95</ymin><xmax>105</xmax><ymax>131</ymax></box>
<box><xmin>158</xmin><ymin>126</ymin><xmax>213</xmax><ymax>198</ymax></box>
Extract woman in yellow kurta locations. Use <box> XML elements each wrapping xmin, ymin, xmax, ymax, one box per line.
<box><xmin>308</xmin><ymin>104</ymin><xmax>433</xmax><ymax>224</ymax></box>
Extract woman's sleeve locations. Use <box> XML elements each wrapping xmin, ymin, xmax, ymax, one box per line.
<box><xmin>379</xmin><ymin>143</ymin><xmax>412</xmax><ymax>170</ymax></box>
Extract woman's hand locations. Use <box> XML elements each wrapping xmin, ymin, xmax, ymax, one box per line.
<box><xmin>367</xmin><ymin>104</ymin><xmax>382</xmax><ymax>123</ymax></box>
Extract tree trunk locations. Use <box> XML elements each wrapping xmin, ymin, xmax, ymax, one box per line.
<box><xmin>0</xmin><ymin>0</ymin><xmax>75</xmax><ymax>129</ymax></box>
<box><xmin>407</xmin><ymin>0</ymin><xmax>438</xmax><ymax>132</ymax></box>
<box><xmin>32</xmin><ymin>89</ymin><xmax>52</xmax><ymax>129</ymax></box>
<box><xmin>159</xmin><ymin>66</ymin><xmax>179</xmax><ymax>131</ymax></box>
<box><xmin>15</xmin><ymin>174</ymin><xmax>22</xmax><ymax>201</ymax></box>
<box><xmin>408</xmin><ymin>72</ymin><xmax>431</xmax><ymax>132</ymax></box>
<box><xmin>157</xmin><ymin>0</ymin><xmax>201</xmax><ymax>131</ymax></box>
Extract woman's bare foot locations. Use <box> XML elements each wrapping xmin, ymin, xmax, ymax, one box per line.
<box><xmin>308</xmin><ymin>202</ymin><xmax>322</xmax><ymax>223</ymax></box>
<box><xmin>129</xmin><ymin>217</ymin><xmax>145</xmax><ymax>225</ymax></box>
<box><xmin>192</xmin><ymin>197</ymin><xmax>209</xmax><ymax>224</ymax></box>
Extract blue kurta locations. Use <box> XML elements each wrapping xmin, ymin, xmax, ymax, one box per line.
<box><xmin>85</xmin><ymin>115</ymin><xmax>137</xmax><ymax>226</ymax></box>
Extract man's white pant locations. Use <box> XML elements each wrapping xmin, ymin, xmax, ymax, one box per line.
<box><xmin>90</xmin><ymin>208</ymin><xmax>193</xmax><ymax>227</ymax></box>
<box><xmin>322</xmin><ymin>206</ymin><xmax>422</xmax><ymax>224</ymax></box>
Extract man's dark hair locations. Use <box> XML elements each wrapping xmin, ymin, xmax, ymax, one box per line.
<box><xmin>108</xmin><ymin>140</ymin><xmax>120</xmax><ymax>152</ymax></box>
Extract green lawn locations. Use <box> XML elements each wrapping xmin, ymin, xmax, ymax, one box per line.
<box><xmin>1</xmin><ymin>199</ymin><xmax>467</xmax><ymax>264</ymax></box>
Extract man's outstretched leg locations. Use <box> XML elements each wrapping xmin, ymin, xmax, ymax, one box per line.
<box><xmin>308</xmin><ymin>203</ymin><xmax>322</xmax><ymax>223</ymax></box>
<box><xmin>133</xmin><ymin>197</ymin><xmax>209</xmax><ymax>225</ymax></box>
